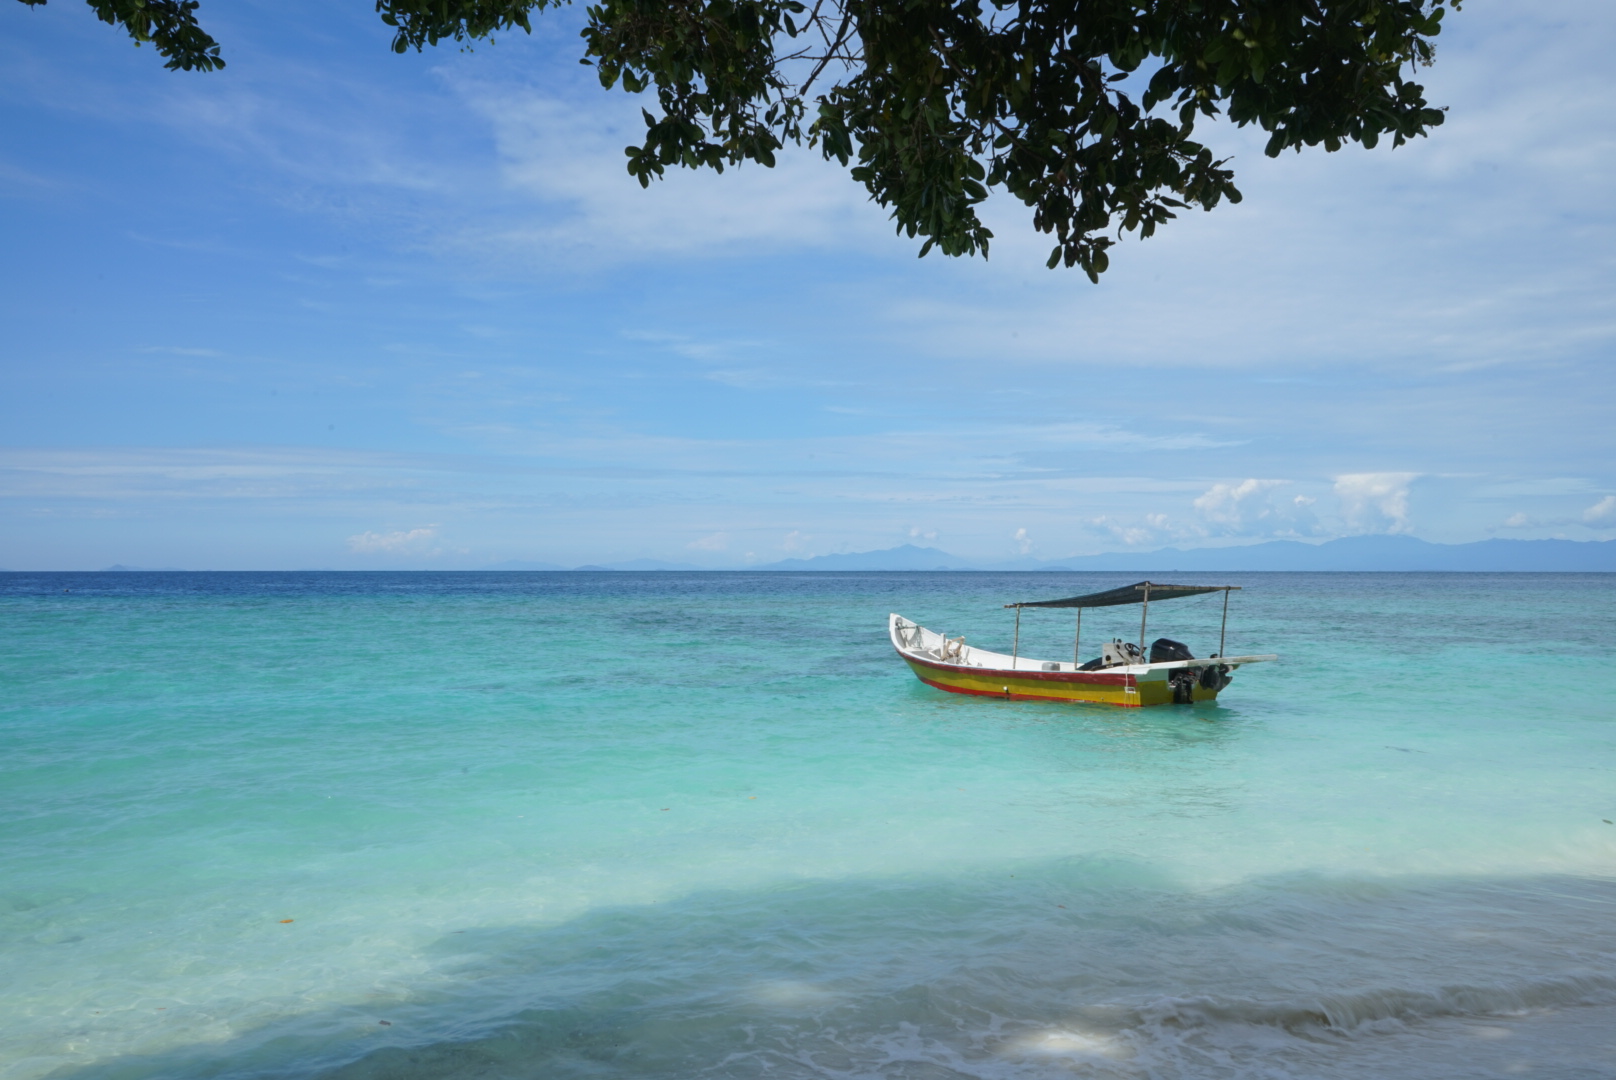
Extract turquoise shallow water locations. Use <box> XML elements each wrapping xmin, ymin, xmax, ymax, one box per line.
<box><xmin>2</xmin><ymin>571</ymin><xmax>1615</xmax><ymax>1080</ymax></box>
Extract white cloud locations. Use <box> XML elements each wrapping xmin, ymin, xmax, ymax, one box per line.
<box><xmin>1195</xmin><ymin>478</ymin><xmax>1280</xmax><ymax>527</ymax></box>
<box><xmin>1193</xmin><ymin>479</ymin><xmax>1319</xmax><ymax>538</ymax></box>
<box><xmin>1496</xmin><ymin>498</ymin><xmax>1616</xmax><ymax>534</ymax></box>
<box><xmin>1014</xmin><ymin>527</ymin><xmax>1032</xmax><ymax>554</ymax></box>
<box><xmin>1334</xmin><ymin>473</ymin><xmax>1419</xmax><ymax>534</ymax></box>
<box><xmin>346</xmin><ymin>526</ymin><xmax>440</xmax><ymax>555</ymax></box>
<box><xmin>1086</xmin><ymin>516</ymin><xmax>1156</xmax><ymax>548</ymax></box>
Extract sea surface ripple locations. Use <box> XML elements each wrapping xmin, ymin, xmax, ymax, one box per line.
<box><xmin>2</xmin><ymin>571</ymin><xmax>1613</xmax><ymax>1079</ymax></box>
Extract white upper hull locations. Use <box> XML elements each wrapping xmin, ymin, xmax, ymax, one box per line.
<box><xmin>889</xmin><ymin>613</ymin><xmax>1276</xmax><ymax>678</ymax></box>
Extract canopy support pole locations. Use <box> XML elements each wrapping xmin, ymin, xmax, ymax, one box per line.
<box><xmin>1219</xmin><ymin>587</ymin><xmax>1230</xmax><ymax>657</ymax></box>
<box><xmin>1012</xmin><ymin>606</ymin><xmax>1021</xmax><ymax>670</ymax></box>
<box><xmin>1073</xmin><ymin>608</ymin><xmax>1082</xmax><ymax>668</ymax></box>
<box><xmin>1137</xmin><ymin>584</ymin><xmax>1151</xmax><ymax>659</ymax></box>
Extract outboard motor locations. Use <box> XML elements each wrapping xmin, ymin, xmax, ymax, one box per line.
<box><xmin>1170</xmin><ymin>669</ymin><xmax>1198</xmax><ymax>703</ymax></box>
<box><xmin>1147</xmin><ymin>639</ymin><xmax>1196</xmax><ymax>701</ymax></box>
<box><xmin>1149</xmin><ymin>638</ymin><xmax>1194</xmax><ymax>664</ymax></box>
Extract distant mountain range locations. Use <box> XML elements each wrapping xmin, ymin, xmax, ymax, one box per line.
<box><xmin>60</xmin><ymin>535</ymin><xmax>1613</xmax><ymax>573</ymax></box>
<box><xmin>749</xmin><ymin>536</ymin><xmax>1616</xmax><ymax>572</ymax></box>
<box><xmin>755</xmin><ymin>545</ymin><xmax>974</xmax><ymax>571</ymax></box>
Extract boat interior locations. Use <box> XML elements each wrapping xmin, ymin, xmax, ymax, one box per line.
<box><xmin>889</xmin><ymin>614</ymin><xmax>1261</xmax><ymax>674</ymax></box>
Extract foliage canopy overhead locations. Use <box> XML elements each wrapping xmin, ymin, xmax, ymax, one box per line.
<box><xmin>21</xmin><ymin>0</ymin><xmax>1458</xmax><ymax>278</ymax></box>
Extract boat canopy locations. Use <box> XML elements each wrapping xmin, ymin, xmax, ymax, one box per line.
<box><xmin>1007</xmin><ymin>581</ymin><xmax>1237</xmax><ymax>610</ymax></box>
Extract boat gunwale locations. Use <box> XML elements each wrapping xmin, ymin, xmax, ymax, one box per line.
<box><xmin>897</xmin><ymin>647</ymin><xmax>1135</xmax><ymax>686</ymax></box>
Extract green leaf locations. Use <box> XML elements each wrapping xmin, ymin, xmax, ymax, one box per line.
<box><xmin>85</xmin><ymin>0</ymin><xmax>1460</xmax><ymax>280</ymax></box>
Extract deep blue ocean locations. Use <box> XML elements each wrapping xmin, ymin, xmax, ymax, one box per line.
<box><xmin>3</xmin><ymin>572</ymin><xmax>1614</xmax><ymax>1080</ymax></box>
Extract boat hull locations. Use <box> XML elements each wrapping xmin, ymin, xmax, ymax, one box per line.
<box><xmin>899</xmin><ymin>652</ymin><xmax>1221</xmax><ymax>707</ymax></box>
<box><xmin>887</xmin><ymin>613</ymin><xmax>1274</xmax><ymax>708</ymax></box>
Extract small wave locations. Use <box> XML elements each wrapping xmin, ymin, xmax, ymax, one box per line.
<box><xmin>1129</xmin><ymin>971</ymin><xmax>1616</xmax><ymax>1036</ymax></box>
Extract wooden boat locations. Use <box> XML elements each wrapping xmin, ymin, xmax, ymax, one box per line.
<box><xmin>890</xmin><ymin>581</ymin><xmax>1276</xmax><ymax>707</ymax></box>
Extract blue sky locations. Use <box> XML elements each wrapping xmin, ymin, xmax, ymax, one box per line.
<box><xmin>2</xmin><ymin>1</ymin><xmax>1613</xmax><ymax>569</ymax></box>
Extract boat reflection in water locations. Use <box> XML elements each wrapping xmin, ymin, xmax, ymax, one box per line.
<box><xmin>890</xmin><ymin>581</ymin><xmax>1276</xmax><ymax>707</ymax></box>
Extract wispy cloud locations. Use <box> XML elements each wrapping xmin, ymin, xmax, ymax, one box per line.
<box><xmin>347</xmin><ymin>526</ymin><xmax>441</xmax><ymax>555</ymax></box>
<box><xmin>138</xmin><ymin>346</ymin><xmax>223</xmax><ymax>358</ymax></box>
<box><xmin>1</xmin><ymin>4</ymin><xmax>1612</xmax><ymax>567</ymax></box>
<box><xmin>686</xmin><ymin>531</ymin><xmax>728</xmax><ymax>551</ymax></box>
<box><xmin>445</xmin><ymin>85</ymin><xmax>891</xmax><ymax>267</ymax></box>
<box><xmin>0</xmin><ymin>158</ymin><xmax>61</xmax><ymax>195</ymax></box>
